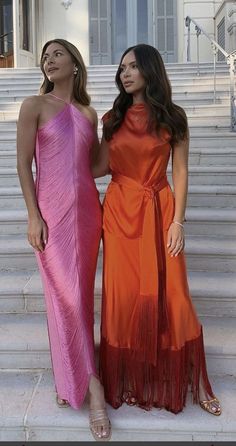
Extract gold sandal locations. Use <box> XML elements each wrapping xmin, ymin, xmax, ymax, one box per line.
<box><xmin>56</xmin><ymin>394</ymin><xmax>70</xmax><ymax>408</ymax></box>
<box><xmin>89</xmin><ymin>407</ymin><xmax>112</xmax><ymax>441</ymax></box>
<box><xmin>199</xmin><ymin>397</ymin><xmax>221</xmax><ymax>416</ymax></box>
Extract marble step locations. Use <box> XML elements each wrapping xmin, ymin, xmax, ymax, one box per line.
<box><xmin>1</xmin><ymin>133</ymin><xmax>235</xmax><ymax>152</ymax></box>
<box><xmin>0</xmin><ymin>235</ymin><xmax>235</xmax><ymax>273</ymax></box>
<box><xmin>1</xmin><ymin>208</ymin><xmax>235</xmax><ymax>237</ymax></box>
<box><xmin>0</xmin><ymin>371</ymin><xmax>235</xmax><ymax>442</ymax></box>
<box><xmin>0</xmin><ymin>114</ymin><xmax>230</xmax><ymax>135</ymax></box>
<box><xmin>0</xmin><ymin>165</ymin><xmax>235</xmax><ymax>187</ymax></box>
<box><xmin>0</xmin><ymin>93</ymin><xmax>230</xmax><ymax>109</ymax></box>
<box><xmin>1</xmin><ymin>147</ymin><xmax>236</xmax><ymax>168</ymax></box>
<box><xmin>0</xmin><ymin>270</ymin><xmax>235</xmax><ymax>317</ymax></box>
<box><xmin>0</xmin><ymin>104</ymin><xmax>230</xmax><ymax>131</ymax></box>
<box><xmin>0</xmin><ymin>69</ymin><xmax>229</xmax><ymax>83</ymax></box>
<box><xmin>0</xmin><ymin>70</ymin><xmax>229</xmax><ymax>81</ymax></box>
<box><xmin>0</xmin><ymin>79</ymin><xmax>230</xmax><ymax>96</ymax></box>
<box><xmin>0</xmin><ymin>312</ymin><xmax>235</xmax><ymax>376</ymax></box>
<box><xmin>1</xmin><ymin>184</ymin><xmax>236</xmax><ymax>210</ymax></box>
<box><xmin>0</xmin><ymin>150</ymin><xmax>16</xmax><ymax>167</ymax></box>
<box><xmin>0</xmin><ymin>61</ymin><xmax>228</xmax><ymax>71</ymax></box>
<box><xmin>0</xmin><ymin>97</ymin><xmax>228</xmax><ymax>120</ymax></box>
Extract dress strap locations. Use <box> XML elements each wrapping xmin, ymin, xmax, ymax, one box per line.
<box><xmin>48</xmin><ymin>93</ymin><xmax>70</xmax><ymax>104</ymax></box>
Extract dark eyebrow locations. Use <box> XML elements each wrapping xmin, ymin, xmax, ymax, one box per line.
<box><xmin>43</xmin><ymin>49</ymin><xmax>64</xmax><ymax>56</ymax></box>
<box><xmin>120</xmin><ymin>60</ymin><xmax>136</xmax><ymax>67</ymax></box>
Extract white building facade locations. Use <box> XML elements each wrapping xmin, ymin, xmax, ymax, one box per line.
<box><xmin>0</xmin><ymin>0</ymin><xmax>235</xmax><ymax>68</ymax></box>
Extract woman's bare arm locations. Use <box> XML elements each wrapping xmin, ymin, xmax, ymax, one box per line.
<box><xmin>172</xmin><ymin>132</ymin><xmax>189</xmax><ymax>223</ymax></box>
<box><xmin>167</xmin><ymin>132</ymin><xmax>189</xmax><ymax>257</ymax></box>
<box><xmin>17</xmin><ymin>97</ymin><xmax>48</xmax><ymax>252</ymax></box>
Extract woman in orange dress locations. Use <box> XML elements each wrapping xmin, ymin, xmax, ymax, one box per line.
<box><xmin>93</xmin><ymin>44</ymin><xmax>221</xmax><ymax>415</ymax></box>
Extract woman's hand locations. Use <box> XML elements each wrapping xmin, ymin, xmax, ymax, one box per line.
<box><xmin>167</xmin><ymin>222</ymin><xmax>185</xmax><ymax>257</ymax></box>
<box><xmin>27</xmin><ymin>215</ymin><xmax>48</xmax><ymax>252</ymax></box>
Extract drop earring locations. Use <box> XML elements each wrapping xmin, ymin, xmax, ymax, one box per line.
<box><xmin>74</xmin><ymin>66</ymin><xmax>78</xmax><ymax>75</ymax></box>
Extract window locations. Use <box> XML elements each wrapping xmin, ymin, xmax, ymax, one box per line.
<box><xmin>19</xmin><ymin>0</ymin><xmax>32</xmax><ymax>52</ymax></box>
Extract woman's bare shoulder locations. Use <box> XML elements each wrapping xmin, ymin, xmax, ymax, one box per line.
<box><xmin>19</xmin><ymin>95</ymin><xmax>44</xmax><ymax>116</ymax></box>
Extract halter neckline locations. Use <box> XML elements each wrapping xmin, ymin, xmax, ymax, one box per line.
<box><xmin>48</xmin><ymin>92</ymin><xmax>72</xmax><ymax>105</ymax></box>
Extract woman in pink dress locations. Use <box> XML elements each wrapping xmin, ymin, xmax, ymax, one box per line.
<box><xmin>17</xmin><ymin>38</ymin><xmax>111</xmax><ymax>441</ymax></box>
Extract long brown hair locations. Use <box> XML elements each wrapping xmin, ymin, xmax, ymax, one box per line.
<box><xmin>39</xmin><ymin>38</ymin><xmax>90</xmax><ymax>105</ymax></box>
<box><xmin>103</xmin><ymin>44</ymin><xmax>188</xmax><ymax>145</ymax></box>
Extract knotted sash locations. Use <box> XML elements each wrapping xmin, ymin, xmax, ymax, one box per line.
<box><xmin>111</xmin><ymin>173</ymin><xmax>169</xmax><ymax>365</ymax></box>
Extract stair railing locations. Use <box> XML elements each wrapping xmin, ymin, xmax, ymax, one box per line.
<box><xmin>185</xmin><ymin>16</ymin><xmax>236</xmax><ymax>132</ymax></box>
<box><xmin>0</xmin><ymin>31</ymin><xmax>13</xmax><ymax>55</ymax></box>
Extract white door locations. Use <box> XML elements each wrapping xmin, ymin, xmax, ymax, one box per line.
<box><xmin>89</xmin><ymin>0</ymin><xmax>111</xmax><ymax>65</ymax></box>
<box><xmin>89</xmin><ymin>0</ymin><xmax>177</xmax><ymax>65</ymax></box>
<box><xmin>154</xmin><ymin>0</ymin><xmax>177</xmax><ymax>62</ymax></box>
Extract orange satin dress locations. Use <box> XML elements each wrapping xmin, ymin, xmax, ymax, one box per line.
<box><xmin>99</xmin><ymin>103</ymin><xmax>214</xmax><ymax>414</ymax></box>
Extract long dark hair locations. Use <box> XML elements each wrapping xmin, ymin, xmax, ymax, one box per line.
<box><xmin>103</xmin><ymin>44</ymin><xmax>188</xmax><ymax>145</ymax></box>
<box><xmin>39</xmin><ymin>38</ymin><xmax>90</xmax><ymax>105</ymax></box>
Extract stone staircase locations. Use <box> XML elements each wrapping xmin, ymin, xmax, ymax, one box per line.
<box><xmin>0</xmin><ymin>63</ymin><xmax>236</xmax><ymax>442</ymax></box>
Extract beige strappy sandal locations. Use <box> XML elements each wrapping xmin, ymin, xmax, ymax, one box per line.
<box><xmin>199</xmin><ymin>397</ymin><xmax>221</xmax><ymax>416</ymax></box>
<box><xmin>89</xmin><ymin>407</ymin><xmax>112</xmax><ymax>441</ymax></box>
<box><xmin>56</xmin><ymin>394</ymin><xmax>70</xmax><ymax>408</ymax></box>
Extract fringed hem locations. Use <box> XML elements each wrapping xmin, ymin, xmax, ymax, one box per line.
<box><xmin>99</xmin><ymin>327</ymin><xmax>214</xmax><ymax>414</ymax></box>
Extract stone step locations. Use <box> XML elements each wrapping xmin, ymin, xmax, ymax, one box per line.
<box><xmin>0</xmin><ymin>270</ymin><xmax>235</xmax><ymax>317</ymax></box>
<box><xmin>186</xmin><ymin>185</ymin><xmax>236</xmax><ymax>207</ymax></box>
<box><xmin>188</xmin><ymin>132</ymin><xmax>236</xmax><ymax>147</ymax></box>
<box><xmin>0</xmin><ymin>102</ymin><xmax>231</xmax><ymax>122</ymax></box>
<box><xmin>0</xmin><ymin>77</ymin><xmax>231</xmax><ymax>92</ymax></box>
<box><xmin>1</xmin><ymin>207</ymin><xmax>235</xmax><ymax>237</ymax></box>
<box><xmin>0</xmin><ymin>150</ymin><xmax>16</xmax><ymax>167</ymax></box>
<box><xmin>0</xmin><ymin>122</ymin><xmax>232</xmax><ymax>143</ymax></box>
<box><xmin>0</xmin><ymin>61</ymin><xmax>228</xmax><ymax>71</ymax></box>
<box><xmin>184</xmin><ymin>236</ymin><xmax>236</xmax><ymax>272</ymax></box>
<box><xmin>0</xmin><ymin>312</ymin><xmax>235</xmax><ymax>376</ymax></box>
<box><xmin>0</xmin><ymin>100</ymin><xmax>229</xmax><ymax>122</ymax></box>
<box><xmin>189</xmin><ymin>147</ymin><xmax>236</xmax><ymax>165</ymax></box>
<box><xmin>1</xmin><ymin>184</ymin><xmax>236</xmax><ymax>210</ymax></box>
<box><xmin>0</xmin><ymin>88</ymin><xmax>229</xmax><ymax>105</ymax></box>
<box><xmin>1</xmin><ymin>147</ymin><xmax>236</xmax><ymax>168</ymax></box>
<box><xmin>0</xmin><ymin>235</ymin><xmax>235</xmax><ymax>273</ymax></box>
<box><xmin>0</xmin><ymin>165</ymin><xmax>235</xmax><ymax>187</ymax></box>
<box><xmin>0</xmin><ymin>371</ymin><xmax>234</xmax><ymax>442</ymax></box>
<box><xmin>0</xmin><ymin>71</ymin><xmax>229</xmax><ymax>86</ymax></box>
<box><xmin>0</xmin><ymin>92</ymin><xmax>230</xmax><ymax>109</ymax></box>
<box><xmin>0</xmin><ymin>78</ymin><xmax>231</xmax><ymax>92</ymax></box>
<box><xmin>1</xmin><ymin>132</ymin><xmax>235</xmax><ymax>151</ymax></box>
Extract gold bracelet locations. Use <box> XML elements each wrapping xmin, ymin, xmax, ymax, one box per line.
<box><xmin>173</xmin><ymin>221</ymin><xmax>184</xmax><ymax>228</ymax></box>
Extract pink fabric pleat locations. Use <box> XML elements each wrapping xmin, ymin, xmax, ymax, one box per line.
<box><xmin>34</xmin><ymin>103</ymin><xmax>102</xmax><ymax>409</ymax></box>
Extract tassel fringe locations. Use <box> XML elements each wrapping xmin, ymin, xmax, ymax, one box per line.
<box><xmin>99</xmin><ymin>327</ymin><xmax>214</xmax><ymax>414</ymax></box>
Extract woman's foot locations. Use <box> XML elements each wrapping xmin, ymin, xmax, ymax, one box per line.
<box><xmin>88</xmin><ymin>376</ymin><xmax>111</xmax><ymax>441</ymax></box>
<box><xmin>199</xmin><ymin>383</ymin><xmax>221</xmax><ymax>416</ymax></box>
<box><xmin>56</xmin><ymin>394</ymin><xmax>70</xmax><ymax>408</ymax></box>
<box><xmin>199</xmin><ymin>397</ymin><xmax>221</xmax><ymax>416</ymax></box>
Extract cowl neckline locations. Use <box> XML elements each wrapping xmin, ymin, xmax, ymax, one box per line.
<box><xmin>125</xmin><ymin>102</ymin><xmax>149</xmax><ymax>133</ymax></box>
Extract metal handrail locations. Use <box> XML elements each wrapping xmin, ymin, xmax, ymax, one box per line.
<box><xmin>0</xmin><ymin>30</ymin><xmax>13</xmax><ymax>42</ymax></box>
<box><xmin>185</xmin><ymin>16</ymin><xmax>236</xmax><ymax>132</ymax></box>
<box><xmin>0</xmin><ymin>31</ymin><xmax>13</xmax><ymax>56</ymax></box>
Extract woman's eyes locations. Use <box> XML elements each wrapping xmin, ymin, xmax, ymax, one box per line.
<box><xmin>43</xmin><ymin>52</ymin><xmax>63</xmax><ymax>62</ymax></box>
<box><xmin>120</xmin><ymin>64</ymin><xmax>138</xmax><ymax>72</ymax></box>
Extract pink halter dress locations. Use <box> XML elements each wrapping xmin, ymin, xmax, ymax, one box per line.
<box><xmin>34</xmin><ymin>94</ymin><xmax>102</xmax><ymax>408</ymax></box>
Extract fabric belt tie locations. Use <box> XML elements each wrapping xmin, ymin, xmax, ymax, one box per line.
<box><xmin>111</xmin><ymin>173</ymin><xmax>169</xmax><ymax>364</ymax></box>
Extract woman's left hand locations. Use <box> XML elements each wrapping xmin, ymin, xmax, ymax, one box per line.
<box><xmin>167</xmin><ymin>222</ymin><xmax>185</xmax><ymax>257</ymax></box>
